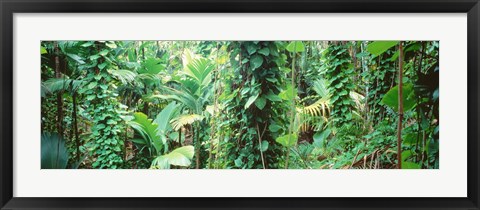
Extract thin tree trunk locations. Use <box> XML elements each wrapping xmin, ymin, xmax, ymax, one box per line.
<box><xmin>73</xmin><ymin>91</ymin><xmax>80</xmax><ymax>162</ymax></box>
<box><xmin>286</xmin><ymin>42</ymin><xmax>298</xmax><ymax>169</ymax></box>
<box><xmin>195</xmin><ymin>124</ymin><xmax>200</xmax><ymax>169</ymax></box>
<box><xmin>396</xmin><ymin>42</ymin><xmax>404</xmax><ymax>169</ymax></box>
<box><xmin>208</xmin><ymin>44</ymin><xmax>220</xmax><ymax>169</ymax></box>
<box><xmin>54</xmin><ymin>42</ymin><xmax>64</xmax><ymax>137</ymax></box>
<box><xmin>256</xmin><ymin>123</ymin><xmax>266</xmax><ymax>169</ymax></box>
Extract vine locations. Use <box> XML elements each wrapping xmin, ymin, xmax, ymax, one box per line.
<box><xmin>323</xmin><ymin>42</ymin><xmax>355</xmax><ymax>127</ymax></box>
<box><xmin>223</xmin><ymin>41</ymin><xmax>286</xmax><ymax>169</ymax></box>
<box><xmin>79</xmin><ymin>41</ymin><xmax>126</xmax><ymax>169</ymax></box>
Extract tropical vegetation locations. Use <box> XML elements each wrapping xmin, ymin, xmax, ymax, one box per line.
<box><xmin>40</xmin><ymin>41</ymin><xmax>439</xmax><ymax>169</ymax></box>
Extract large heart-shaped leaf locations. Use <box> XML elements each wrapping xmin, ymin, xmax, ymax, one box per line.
<box><xmin>381</xmin><ymin>83</ymin><xmax>416</xmax><ymax>112</ymax></box>
<box><xmin>276</xmin><ymin>134</ymin><xmax>298</xmax><ymax>148</ymax></box>
<box><xmin>367</xmin><ymin>41</ymin><xmax>399</xmax><ymax>57</ymax></box>
<box><xmin>286</xmin><ymin>41</ymin><xmax>305</xmax><ymax>53</ymax></box>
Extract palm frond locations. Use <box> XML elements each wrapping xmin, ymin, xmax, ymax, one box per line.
<box><xmin>311</xmin><ymin>78</ymin><xmax>331</xmax><ymax>98</ymax></box>
<box><xmin>350</xmin><ymin>91</ymin><xmax>366</xmax><ymax>113</ymax></box>
<box><xmin>298</xmin><ymin>97</ymin><xmax>331</xmax><ymax>132</ymax></box>
<box><xmin>300</xmin><ymin>97</ymin><xmax>330</xmax><ymax>117</ymax></box>
<box><xmin>170</xmin><ymin>114</ymin><xmax>204</xmax><ymax>131</ymax></box>
<box><xmin>42</xmin><ymin>78</ymin><xmax>84</xmax><ymax>96</ymax></box>
<box><xmin>108</xmin><ymin>69</ymin><xmax>137</xmax><ymax>84</ymax></box>
<box><xmin>184</xmin><ymin>57</ymin><xmax>215</xmax><ymax>87</ymax></box>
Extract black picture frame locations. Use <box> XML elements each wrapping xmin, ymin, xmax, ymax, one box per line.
<box><xmin>1</xmin><ymin>0</ymin><xmax>479</xmax><ymax>209</ymax></box>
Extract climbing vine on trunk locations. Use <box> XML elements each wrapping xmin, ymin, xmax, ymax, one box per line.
<box><xmin>78</xmin><ymin>41</ymin><xmax>127</xmax><ymax>169</ymax></box>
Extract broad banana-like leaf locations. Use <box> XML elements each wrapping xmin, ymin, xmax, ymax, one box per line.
<box><xmin>129</xmin><ymin>112</ymin><xmax>163</xmax><ymax>155</ymax></box>
<box><xmin>154</xmin><ymin>102</ymin><xmax>179</xmax><ymax>145</ymax></box>
<box><xmin>366</xmin><ymin>41</ymin><xmax>399</xmax><ymax>57</ymax></box>
<box><xmin>381</xmin><ymin>83</ymin><xmax>416</xmax><ymax>112</ymax></box>
<box><xmin>41</xmin><ymin>133</ymin><xmax>69</xmax><ymax>169</ymax></box>
<box><xmin>151</xmin><ymin>146</ymin><xmax>195</xmax><ymax>169</ymax></box>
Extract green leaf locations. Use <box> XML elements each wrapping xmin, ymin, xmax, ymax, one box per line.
<box><xmin>402</xmin><ymin>161</ymin><xmax>421</xmax><ymax>169</ymax></box>
<box><xmin>260</xmin><ymin>140</ymin><xmax>269</xmax><ymax>152</ymax></box>
<box><xmin>313</xmin><ymin>129</ymin><xmax>331</xmax><ymax>148</ymax></box>
<box><xmin>268</xmin><ymin>124</ymin><xmax>282</xmax><ymax>133</ymax></box>
<box><xmin>245</xmin><ymin>93</ymin><xmax>259</xmax><ymax>109</ymax></box>
<box><xmin>250</xmin><ymin>55</ymin><xmax>263</xmax><ymax>70</ymax></box>
<box><xmin>171</xmin><ymin>114</ymin><xmax>204</xmax><ymax>131</ymax></box>
<box><xmin>381</xmin><ymin>83</ymin><xmax>416</xmax><ymax>112</ymax></box>
<box><xmin>246</xmin><ymin>43</ymin><xmax>258</xmax><ymax>55</ymax></box>
<box><xmin>131</xmin><ymin>138</ymin><xmax>147</xmax><ymax>145</ymax></box>
<box><xmin>401</xmin><ymin>150</ymin><xmax>413</xmax><ymax>161</ymax></box>
<box><xmin>86</xmin><ymin>94</ymin><xmax>95</xmax><ymax>100</ymax></box>
<box><xmin>265</xmin><ymin>91</ymin><xmax>282</xmax><ymax>102</ymax></box>
<box><xmin>98</xmin><ymin>62</ymin><xmax>107</xmax><ymax>70</ymax></box>
<box><xmin>403</xmin><ymin>133</ymin><xmax>417</xmax><ymax>146</ymax></box>
<box><xmin>366</xmin><ymin>41</ymin><xmax>399</xmax><ymax>56</ymax></box>
<box><xmin>105</xmin><ymin>41</ymin><xmax>117</xmax><ymax>48</ymax></box>
<box><xmin>154</xmin><ymin>102</ymin><xmax>178</xmax><ymax>136</ymax></box>
<box><xmin>90</xmin><ymin>54</ymin><xmax>101</xmax><ymax>60</ymax></box>
<box><xmin>286</xmin><ymin>41</ymin><xmax>305</xmax><ymax>53</ymax></box>
<box><xmin>41</xmin><ymin>133</ymin><xmax>69</xmax><ymax>169</ymax></box>
<box><xmin>390</xmin><ymin>50</ymin><xmax>400</xmax><ymax>61</ymax></box>
<box><xmin>66</xmin><ymin>53</ymin><xmax>85</xmax><ymax>64</ymax></box>
<box><xmin>81</xmin><ymin>42</ymin><xmax>94</xmax><ymax>47</ymax></box>
<box><xmin>41</xmin><ymin>46</ymin><xmax>47</xmax><ymax>54</ymax></box>
<box><xmin>257</xmin><ymin>48</ymin><xmax>270</xmax><ymax>56</ymax></box>
<box><xmin>279</xmin><ymin>85</ymin><xmax>297</xmax><ymax>101</ymax></box>
<box><xmin>234</xmin><ymin>158</ymin><xmax>243</xmax><ymax>167</ymax></box>
<box><xmin>99</xmin><ymin>49</ymin><xmax>109</xmax><ymax>56</ymax></box>
<box><xmin>139</xmin><ymin>58</ymin><xmax>166</xmax><ymax>75</ymax></box>
<box><xmin>87</xmin><ymin>82</ymin><xmax>97</xmax><ymax>89</ymax></box>
<box><xmin>129</xmin><ymin>112</ymin><xmax>163</xmax><ymax>155</ymax></box>
<box><xmin>184</xmin><ymin>57</ymin><xmax>214</xmax><ymax>87</ymax></box>
<box><xmin>276</xmin><ymin>134</ymin><xmax>298</xmax><ymax>148</ymax></box>
<box><xmin>254</xmin><ymin>96</ymin><xmax>267</xmax><ymax>110</ymax></box>
<box><xmin>152</xmin><ymin>146</ymin><xmax>194</xmax><ymax>169</ymax></box>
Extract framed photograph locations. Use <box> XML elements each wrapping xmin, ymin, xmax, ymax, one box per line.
<box><xmin>1</xmin><ymin>0</ymin><xmax>479</xmax><ymax>209</ymax></box>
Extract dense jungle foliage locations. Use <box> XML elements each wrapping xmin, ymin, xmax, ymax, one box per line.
<box><xmin>41</xmin><ymin>41</ymin><xmax>439</xmax><ymax>169</ymax></box>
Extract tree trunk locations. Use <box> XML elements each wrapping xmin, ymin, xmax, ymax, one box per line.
<box><xmin>195</xmin><ymin>124</ymin><xmax>200</xmax><ymax>169</ymax></box>
<box><xmin>73</xmin><ymin>91</ymin><xmax>80</xmax><ymax>162</ymax></box>
<box><xmin>54</xmin><ymin>42</ymin><xmax>64</xmax><ymax>137</ymax></box>
<box><xmin>396</xmin><ymin>42</ymin><xmax>404</xmax><ymax>169</ymax></box>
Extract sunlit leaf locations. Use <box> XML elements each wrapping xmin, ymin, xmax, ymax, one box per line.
<box><xmin>286</xmin><ymin>41</ymin><xmax>305</xmax><ymax>53</ymax></box>
<box><xmin>276</xmin><ymin>134</ymin><xmax>298</xmax><ymax>147</ymax></box>
<box><xmin>381</xmin><ymin>83</ymin><xmax>416</xmax><ymax>112</ymax></box>
<box><xmin>367</xmin><ymin>41</ymin><xmax>399</xmax><ymax>57</ymax></box>
<box><xmin>245</xmin><ymin>93</ymin><xmax>259</xmax><ymax>109</ymax></box>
